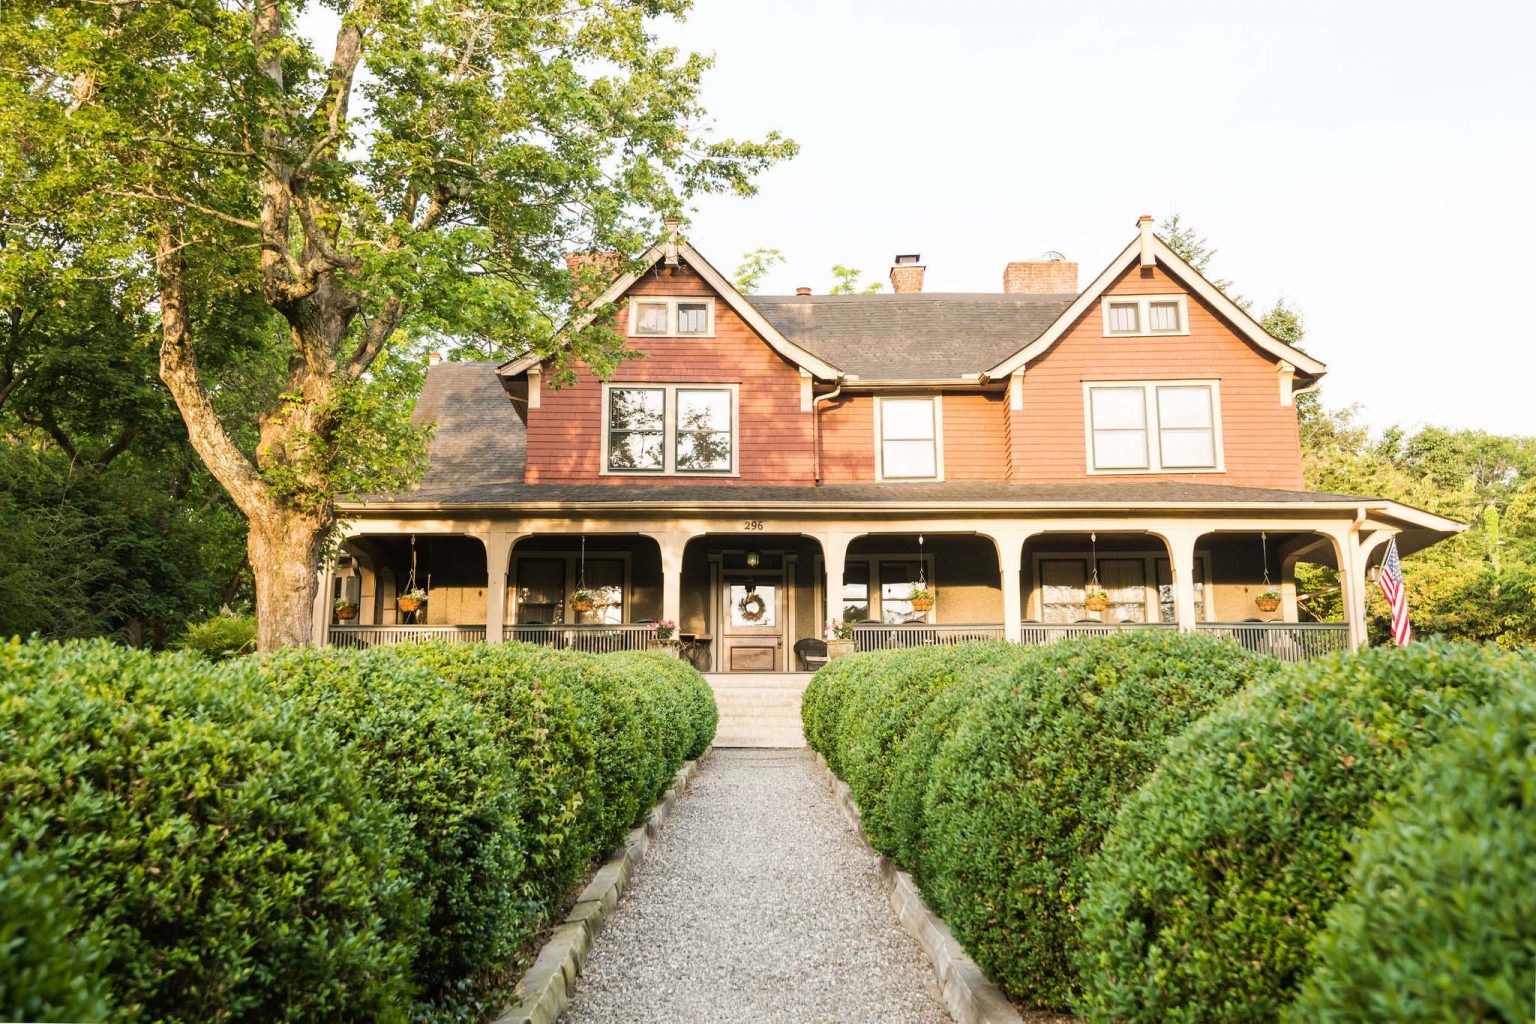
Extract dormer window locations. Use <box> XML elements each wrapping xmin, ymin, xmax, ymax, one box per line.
<box><xmin>1102</xmin><ymin>295</ymin><xmax>1188</xmax><ymax>337</ymax></box>
<box><xmin>627</xmin><ymin>297</ymin><xmax>715</xmax><ymax>338</ymax></box>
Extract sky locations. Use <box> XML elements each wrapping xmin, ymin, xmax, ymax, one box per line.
<box><xmin>300</xmin><ymin>0</ymin><xmax>1536</xmax><ymax>436</ymax></box>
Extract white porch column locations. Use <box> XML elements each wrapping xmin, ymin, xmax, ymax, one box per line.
<box><xmin>480</xmin><ymin>531</ymin><xmax>522</xmax><ymax>644</ymax></box>
<box><xmin>820</xmin><ymin>530</ymin><xmax>852</xmax><ymax>632</ymax></box>
<box><xmin>985</xmin><ymin>528</ymin><xmax>1031</xmax><ymax>644</ymax></box>
<box><xmin>654</xmin><ymin>529</ymin><xmax>698</xmax><ymax>629</ymax></box>
<box><xmin>1280</xmin><ymin>555</ymin><xmax>1300</xmax><ymax>622</ymax></box>
<box><xmin>1348</xmin><ymin>530</ymin><xmax>1396</xmax><ymax>652</ymax></box>
<box><xmin>1166</xmin><ymin>526</ymin><xmax>1202</xmax><ymax>632</ymax></box>
<box><xmin>311</xmin><ymin>562</ymin><xmax>334</xmax><ymax>647</ymax></box>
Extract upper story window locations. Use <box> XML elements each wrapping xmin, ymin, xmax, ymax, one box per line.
<box><xmin>1084</xmin><ymin>381</ymin><xmax>1223</xmax><ymax>474</ymax></box>
<box><xmin>603</xmin><ymin>382</ymin><xmax>736</xmax><ymax>475</ymax></box>
<box><xmin>1102</xmin><ymin>294</ymin><xmax>1188</xmax><ymax>337</ymax></box>
<box><xmin>627</xmin><ymin>296</ymin><xmax>715</xmax><ymax>338</ymax></box>
<box><xmin>876</xmin><ymin>396</ymin><xmax>943</xmax><ymax>480</ymax></box>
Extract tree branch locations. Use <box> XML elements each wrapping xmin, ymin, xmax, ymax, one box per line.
<box><xmin>155</xmin><ymin>227</ymin><xmax>272</xmax><ymax>519</ymax></box>
<box><xmin>103</xmin><ymin>189</ymin><xmax>261</xmax><ymax>231</ymax></box>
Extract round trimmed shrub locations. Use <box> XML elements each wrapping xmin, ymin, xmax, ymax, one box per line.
<box><xmin>380</xmin><ymin>643</ymin><xmax>600</xmax><ymax>914</ymax></box>
<box><xmin>922</xmin><ymin>629</ymin><xmax>1273</xmax><ymax>1009</ymax></box>
<box><xmin>227</xmin><ymin>647</ymin><xmax>526</xmax><ymax>1016</ymax></box>
<box><xmin>1287</xmin><ymin>679</ymin><xmax>1536</xmax><ymax>1022</ymax></box>
<box><xmin>832</xmin><ymin>642</ymin><xmax>1023</xmax><ymax>856</ymax></box>
<box><xmin>0</xmin><ymin>639</ymin><xmax>419</xmax><ymax>1022</ymax></box>
<box><xmin>604</xmin><ymin>651</ymin><xmax>718</xmax><ymax>763</ymax></box>
<box><xmin>1076</xmin><ymin>640</ymin><xmax>1533</xmax><ymax>1024</ymax></box>
<box><xmin>0</xmin><ymin>841</ymin><xmax>112</xmax><ymax>1023</ymax></box>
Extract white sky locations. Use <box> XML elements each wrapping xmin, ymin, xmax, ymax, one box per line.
<box><xmin>300</xmin><ymin>0</ymin><xmax>1535</xmax><ymax>436</ymax></box>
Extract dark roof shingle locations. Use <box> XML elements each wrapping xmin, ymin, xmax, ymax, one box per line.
<box><xmin>746</xmin><ymin>292</ymin><xmax>1076</xmax><ymax>380</ymax></box>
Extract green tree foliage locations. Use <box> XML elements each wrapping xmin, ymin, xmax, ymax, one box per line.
<box><xmin>829</xmin><ymin>264</ymin><xmax>883</xmax><ymax>294</ymax></box>
<box><xmin>4</xmin><ymin>0</ymin><xmax>795</xmax><ymax>649</ymax></box>
<box><xmin>733</xmin><ymin>247</ymin><xmax>785</xmax><ymax>292</ymax></box>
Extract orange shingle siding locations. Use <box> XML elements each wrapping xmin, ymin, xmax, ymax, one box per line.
<box><xmin>1007</xmin><ymin>263</ymin><xmax>1304</xmax><ymax>489</ymax></box>
<box><xmin>524</xmin><ymin>265</ymin><xmax>817</xmax><ymax>485</ymax></box>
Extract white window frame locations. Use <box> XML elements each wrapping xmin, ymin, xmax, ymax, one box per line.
<box><xmin>1029</xmin><ymin>550</ymin><xmax>1213</xmax><ymax>623</ymax></box>
<box><xmin>1101</xmin><ymin>294</ymin><xmax>1189</xmax><ymax>337</ymax></box>
<box><xmin>509</xmin><ymin>550</ymin><xmax>633</xmax><ymax>624</ymax></box>
<box><xmin>874</xmin><ymin>395</ymin><xmax>945</xmax><ymax>481</ymax></box>
<box><xmin>1082</xmin><ymin>380</ymin><xmax>1225</xmax><ymax>474</ymax></box>
<box><xmin>626</xmin><ymin>296</ymin><xmax>716</xmax><ymax>338</ymax></box>
<box><xmin>600</xmin><ymin>381</ymin><xmax>739</xmax><ymax>477</ymax></box>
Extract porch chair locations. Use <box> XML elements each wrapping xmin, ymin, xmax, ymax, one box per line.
<box><xmin>793</xmin><ymin>637</ymin><xmax>829</xmax><ymax>672</ymax></box>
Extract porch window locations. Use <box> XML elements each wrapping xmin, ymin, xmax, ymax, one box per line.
<box><xmin>585</xmin><ymin>558</ymin><xmax>625</xmax><ymax>624</ymax></box>
<box><xmin>1039</xmin><ymin>556</ymin><xmax>1149</xmax><ymax>623</ymax></box>
<box><xmin>607</xmin><ymin>388</ymin><xmax>665</xmax><ymax>471</ymax></box>
<box><xmin>840</xmin><ymin>562</ymin><xmax>870</xmax><ymax>623</ymax></box>
<box><xmin>1156</xmin><ymin>559</ymin><xmax>1207</xmax><ymax>622</ymax></box>
<box><xmin>879</xmin><ymin>560</ymin><xmax>927</xmax><ymax>623</ymax></box>
<box><xmin>1084</xmin><ymin>380</ymin><xmax>1222</xmax><ymax>473</ymax></box>
<box><xmin>516</xmin><ymin>558</ymin><xmax>566</xmax><ymax>624</ymax></box>
<box><xmin>877</xmin><ymin>397</ymin><xmax>941</xmax><ymax>480</ymax></box>
<box><xmin>1040</xmin><ymin>559</ymin><xmax>1087</xmax><ymax>623</ymax></box>
<box><xmin>603</xmin><ymin>383</ymin><xmax>737</xmax><ymax>476</ymax></box>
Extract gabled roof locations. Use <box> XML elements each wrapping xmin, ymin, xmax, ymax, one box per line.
<box><xmin>499</xmin><ymin>233</ymin><xmax>843</xmax><ymax>380</ymax></box>
<box><xmin>747</xmin><ymin>292</ymin><xmax>1074</xmax><ymax>381</ymax></box>
<box><xmin>982</xmin><ymin>228</ymin><xmax>1328</xmax><ymax>381</ymax></box>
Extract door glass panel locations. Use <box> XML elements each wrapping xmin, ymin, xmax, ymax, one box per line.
<box><xmin>517</xmin><ymin>558</ymin><xmax>565</xmax><ymax>624</ymax></box>
<box><xmin>1041</xmin><ymin>559</ymin><xmax>1087</xmax><ymax>623</ymax></box>
<box><xmin>1099</xmin><ymin>558</ymin><xmax>1147</xmax><ymax>623</ymax></box>
<box><xmin>880</xmin><ymin>561</ymin><xmax>924</xmax><ymax>623</ymax></box>
<box><xmin>729</xmin><ymin>583</ymin><xmax>777</xmax><ymax>628</ymax></box>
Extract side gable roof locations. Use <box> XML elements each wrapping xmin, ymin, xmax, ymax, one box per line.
<box><xmin>499</xmin><ymin>233</ymin><xmax>843</xmax><ymax>380</ymax></box>
<box><xmin>981</xmin><ymin>230</ymin><xmax>1328</xmax><ymax>382</ymax></box>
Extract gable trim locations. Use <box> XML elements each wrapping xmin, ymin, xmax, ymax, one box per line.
<box><xmin>982</xmin><ymin>233</ymin><xmax>1328</xmax><ymax>381</ymax></box>
<box><xmin>499</xmin><ymin>238</ymin><xmax>843</xmax><ymax>381</ymax></box>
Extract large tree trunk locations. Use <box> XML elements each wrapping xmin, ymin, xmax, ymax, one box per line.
<box><xmin>248</xmin><ymin>509</ymin><xmax>329</xmax><ymax>650</ymax></box>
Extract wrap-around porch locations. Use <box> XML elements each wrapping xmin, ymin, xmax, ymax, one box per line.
<box><xmin>318</xmin><ymin>511</ymin><xmax>1411</xmax><ymax>666</ymax></box>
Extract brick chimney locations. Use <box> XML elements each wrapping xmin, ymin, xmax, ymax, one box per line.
<box><xmin>889</xmin><ymin>253</ymin><xmax>925</xmax><ymax>294</ymax></box>
<box><xmin>565</xmin><ymin>251</ymin><xmax>624</xmax><ymax>302</ymax></box>
<box><xmin>1003</xmin><ymin>252</ymin><xmax>1078</xmax><ymax>294</ymax></box>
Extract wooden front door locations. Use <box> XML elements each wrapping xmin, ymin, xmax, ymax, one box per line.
<box><xmin>721</xmin><ymin>574</ymin><xmax>784</xmax><ymax>672</ymax></box>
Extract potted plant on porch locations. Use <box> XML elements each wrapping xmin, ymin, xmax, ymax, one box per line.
<box><xmin>908</xmin><ymin>585</ymin><xmax>934</xmax><ymax>613</ymax></box>
<box><xmin>648</xmin><ymin>620</ymin><xmax>680</xmax><ymax>656</ymax></box>
<box><xmin>826</xmin><ymin>619</ymin><xmax>856</xmax><ymax>659</ymax></box>
<box><xmin>571</xmin><ymin>588</ymin><xmax>598</xmax><ymax>615</ymax></box>
<box><xmin>397</xmin><ymin>587</ymin><xmax>427</xmax><ymax>615</ymax></box>
<box><xmin>334</xmin><ymin>599</ymin><xmax>358</xmax><ymax>621</ymax></box>
<box><xmin>1255</xmin><ymin>589</ymin><xmax>1282</xmax><ymax>612</ymax></box>
<box><xmin>1084</xmin><ymin>588</ymin><xmax>1110</xmax><ymax>613</ymax></box>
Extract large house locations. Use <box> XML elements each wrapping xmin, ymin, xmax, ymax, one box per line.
<box><xmin>321</xmin><ymin>217</ymin><xmax>1460</xmax><ymax>672</ymax></box>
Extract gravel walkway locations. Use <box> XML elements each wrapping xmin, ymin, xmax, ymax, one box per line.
<box><xmin>564</xmin><ymin>748</ymin><xmax>952</xmax><ymax>1024</ymax></box>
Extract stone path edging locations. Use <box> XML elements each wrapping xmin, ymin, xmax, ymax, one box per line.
<box><xmin>813</xmin><ymin>752</ymin><xmax>1026</xmax><ymax>1024</ymax></box>
<box><xmin>492</xmin><ymin>747</ymin><xmax>712</xmax><ymax>1024</ymax></box>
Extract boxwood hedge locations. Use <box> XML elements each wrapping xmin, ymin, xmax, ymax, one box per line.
<box><xmin>1077</xmin><ymin>640</ymin><xmax>1533</xmax><ymax>1024</ymax></box>
<box><xmin>920</xmin><ymin>630</ymin><xmax>1272</xmax><ymax>1009</ymax></box>
<box><xmin>0</xmin><ymin>637</ymin><xmax>718</xmax><ymax>1021</ymax></box>
<box><xmin>0</xmin><ymin>639</ymin><xmax>419</xmax><ymax>1023</ymax></box>
<box><xmin>802</xmin><ymin>631</ymin><xmax>1274</xmax><ymax>1010</ymax></box>
<box><xmin>227</xmin><ymin>647</ymin><xmax>527</xmax><ymax>1017</ymax></box>
<box><xmin>1287</xmin><ymin>678</ymin><xmax>1536</xmax><ymax>1023</ymax></box>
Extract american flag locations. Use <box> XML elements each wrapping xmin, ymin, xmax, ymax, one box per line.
<box><xmin>1376</xmin><ymin>539</ymin><xmax>1413</xmax><ymax>646</ymax></box>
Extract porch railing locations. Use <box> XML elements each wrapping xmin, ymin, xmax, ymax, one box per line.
<box><xmin>853</xmin><ymin>623</ymin><xmax>1006</xmax><ymax>652</ymax></box>
<box><xmin>1017</xmin><ymin>621</ymin><xmax>1175</xmax><ymax>644</ymax></box>
<box><xmin>503</xmin><ymin>623</ymin><xmax>656</xmax><ymax>654</ymax></box>
<box><xmin>329</xmin><ymin>624</ymin><xmax>487</xmax><ymax>648</ymax></box>
<box><xmin>1197</xmin><ymin>622</ymin><xmax>1348</xmax><ymax>662</ymax></box>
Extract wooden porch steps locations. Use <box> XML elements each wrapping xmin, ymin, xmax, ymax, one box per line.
<box><xmin>704</xmin><ymin>672</ymin><xmax>815</xmax><ymax>748</ymax></box>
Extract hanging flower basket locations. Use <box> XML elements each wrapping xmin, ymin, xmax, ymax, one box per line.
<box><xmin>1084</xmin><ymin>591</ymin><xmax>1110</xmax><ymax>613</ymax></box>
<box><xmin>571</xmin><ymin>588</ymin><xmax>598</xmax><ymax>614</ymax></box>
<box><xmin>1255</xmin><ymin>591</ymin><xmax>1282</xmax><ymax>612</ymax></box>
<box><xmin>397</xmin><ymin>588</ymin><xmax>427</xmax><ymax>615</ymax></box>
<box><xmin>334</xmin><ymin>600</ymin><xmax>358</xmax><ymax>621</ymax></box>
<box><xmin>908</xmin><ymin>585</ymin><xmax>934</xmax><ymax>612</ymax></box>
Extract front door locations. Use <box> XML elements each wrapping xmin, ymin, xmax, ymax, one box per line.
<box><xmin>721</xmin><ymin>574</ymin><xmax>783</xmax><ymax>671</ymax></box>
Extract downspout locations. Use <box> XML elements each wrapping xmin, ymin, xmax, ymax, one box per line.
<box><xmin>812</xmin><ymin>382</ymin><xmax>844</xmax><ymax>486</ymax></box>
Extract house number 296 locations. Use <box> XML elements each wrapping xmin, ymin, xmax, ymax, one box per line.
<box><xmin>744</xmin><ymin>520</ymin><xmax>764</xmax><ymax>531</ymax></box>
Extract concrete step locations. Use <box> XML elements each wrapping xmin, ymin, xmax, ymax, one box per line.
<box><xmin>706</xmin><ymin>672</ymin><xmax>812</xmax><ymax>748</ymax></box>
